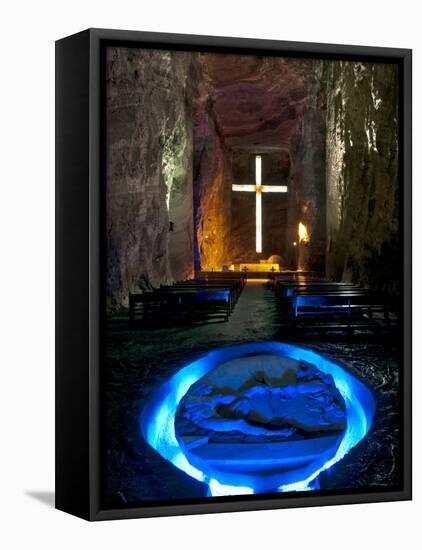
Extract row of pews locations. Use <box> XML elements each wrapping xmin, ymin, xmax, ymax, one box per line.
<box><xmin>129</xmin><ymin>272</ymin><xmax>246</xmax><ymax>325</ymax></box>
<box><xmin>270</xmin><ymin>274</ymin><xmax>397</xmax><ymax>334</ymax></box>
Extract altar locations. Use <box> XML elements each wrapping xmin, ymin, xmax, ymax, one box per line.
<box><xmin>230</xmin><ymin>262</ymin><xmax>280</xmax><ymax>272</ymax></box>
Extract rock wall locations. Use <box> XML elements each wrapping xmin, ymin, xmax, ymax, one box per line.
<box><xmin>106</xmin><ymin>48</ymin><xmax>197</xmax><ymax>308</ymax></box>
<box><xmin>325</xmin><ymin>61</ymin><xmax>399</xmax><ymax>293</ymax></box>
<box><xmin>289</xmin><ymin>60</ymin><xmax>326</xmax><ymax>272</ymax></box>
<box><xmin>105</xmin><ymin>50</ymin><xmax>398</xmax><ymax>298</ymax></box>
<box><xmin>193</xmin><ymin>105</ymin><xmax>233</xmax><ymax>271</ymax></box>
<box><xmin>193</xmin><ymin>55</ymin><xmax>326</xmax><ymax>271</ymax></box>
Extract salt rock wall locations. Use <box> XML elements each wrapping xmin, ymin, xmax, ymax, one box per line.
<box><xmin>289</xmin><ymin>60</ymin><xmax>326</xmax><ymax>272</ymax></box>
<box><xmin>325</xmin><ymin>61</ymin><xmax>399</xmax><ymax>293</ymax></box>
<box><xmin>194</xmin><ymin>54</ymin><xmax>326</xmax><ymax>271</ymax></box>
<box><xmin>106</xmin><ymin>48</ymin><xmax>197</xmax><ymax>308</ymax></box>
<box><xmin>193</xmin><ymin>107</ymin><xmax>233</xmax><ymax>271</ymax></box>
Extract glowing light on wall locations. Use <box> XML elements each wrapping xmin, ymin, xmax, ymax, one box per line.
<box><xmin>255</xmin><ymin>155</ymin><xmax>262</xmax><ymax>253</ymax></box>
<box><xmin>140</xmin><ymin>342</ymin><xmax>375</xmax><ymax>498</ymax></box>
<box><xmin>298</xmin><ymin>221</ymin><xmax>310</xmax><ymax>243</ymax></box>
<box><xmin>256</xmin><ymin>188</ymin><xmax>262</xmax><ymax>253</ymax></box>
<box><xmin>232</xmin><ymin>155</ymin><xmax>288</xmax><ymax>254</ymax></box>
<box><xmin>255</xmin><ymin>154</ymin><xmax>262</xmax><ymax>185</ymax></box>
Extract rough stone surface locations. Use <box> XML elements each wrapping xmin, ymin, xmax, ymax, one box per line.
<box><xmin>103</xmin><ymin>282</ymin><xmax>400</xmax><ymax>504</ymax></box>
<box><xmin>324</xmin><ymin>61</ymin><xmax>399</xmax><ymax>293</ymax></box>
<box><xmin>193</xmin><ymin>55</ymin><xmax>326</xmax><ymax>269</ymax></box>
<box><xmin>105</xmin><ymin>51</ymin><xmax>400</xmax><ymax>304</ymax></box>
<box><xmin>106</xmin><ymin>48</ymin><xmax>199</xmax><ymax>308</ymax></box>
<box><xmin>173</xmin><ymin>355</ymin><xmax>347</xmax><ymax>489</ymax></box>
<box><xmin>176</xmin><ymin>355</ymin><xmax>346</xmax><ymax>440</ymax></box>
<box><xmin>289</xmin><ymin>60</ymin><xmax>326</xmax><ymax>271</ymax></box>
<box><xmin>193</xmin><ymin>109</ymin><xmax>233</xmax><ymax>271</ymax></box>
<box><xmin>102</xmin><ymin>50</ymin><xmax>402</xmax><ymax>503</ymax></box>
<box><xmin>199</xmin><ymin>54</ymin><xmax>316</xmax><ymax>150</ymax></box>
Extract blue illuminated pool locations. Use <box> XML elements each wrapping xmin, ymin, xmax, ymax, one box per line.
<box><xmin>140</xmin><ymin>342</ymin><xmax>376</xmax><ymax>497</ymax></box>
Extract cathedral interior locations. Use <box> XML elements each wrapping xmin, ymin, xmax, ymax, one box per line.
<box><xmin>103</xmin><ymin>47</ymin><xmax>402</xmax><ymax>506</ymax></box>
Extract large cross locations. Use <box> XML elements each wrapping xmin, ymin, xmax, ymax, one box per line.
<box><xmin>232</xmin><ymin>155</ymin><xmax>288</xmax><ymax>253</ymax></box>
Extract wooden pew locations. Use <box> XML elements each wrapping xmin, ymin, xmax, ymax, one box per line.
<box><xmin>279</xmin><ymin>282</ymin><xmax>359</xmax><ymax>298</ymax></box>
<box><xmin>168</xmin><ymin>279</ymin><xmax>244</xmax><ymax>302</ymax></box>
<box><xmin>291</xmin><ymin>290</ymin><xmax>394</xmax><ymax>332</ymax></box>
<box><xmin>159</xmin><ymin>283</ymin><xmax>237</xmax><ymax>314</ymax></box>
<box><xmin>129</xmin><ymin>287</ymin><xmax>232</xmax><ymax>324</ymax></box>
<box><xmin>269</xmin><ymin>275</ymin><xmax>327</xmax><ymax>292</ymax></box>
<box><xmin>197</xmin><ymin>273</ymin><xmax>246</xmax><ymax>292</ymax></box>
<box><xmin>128</xmin><ymin>274</ymin><xmax>246</xmax><ymax>324</ymax></box>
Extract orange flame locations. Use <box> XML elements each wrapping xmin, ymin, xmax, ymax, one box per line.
<box><xmin>298</xmin><ymin>222</ymin><xmax>310</xmax><ymax>244</ymax></box>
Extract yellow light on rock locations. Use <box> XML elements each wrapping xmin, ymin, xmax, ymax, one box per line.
<box><xmin>298</xmin><ymin>222</ymin><xmax>310</xmax><ymax>244</ymax></box>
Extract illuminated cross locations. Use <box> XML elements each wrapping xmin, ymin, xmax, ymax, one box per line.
<box><xmin>232</xmin><ymin>155</ymin><xmax>288</xmax><ymax>253</ymax></box>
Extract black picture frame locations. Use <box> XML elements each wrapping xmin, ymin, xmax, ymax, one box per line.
<box><xmin>55</xmin><ymin>28</ymin><xmax>412</xmax><ymax>521</ymax></box>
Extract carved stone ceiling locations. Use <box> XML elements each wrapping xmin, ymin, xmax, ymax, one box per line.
<box><xmin>199</xmin><ymin>53</ymin><xmax>315</xmax><ymax>151</ymax></box>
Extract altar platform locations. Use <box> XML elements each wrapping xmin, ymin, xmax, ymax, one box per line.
<box><xmin>198</xmin><ymin>269</ymin><xmax>316</xmax><ymax>279</ymax></box>
<box><xmin>236</xmin><ymin>263</ymin><xmax>279</xmax><ymax>272</ymax></box>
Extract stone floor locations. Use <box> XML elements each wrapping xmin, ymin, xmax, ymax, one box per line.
<box><xmin>103</xmin><ymin>280</ymin><xmax>402</xmax><ymax>506</ymax></box>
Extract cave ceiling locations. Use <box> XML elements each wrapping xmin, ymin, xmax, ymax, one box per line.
<box><xmin>197</xmin><ymin>53</ymin><xmax>316</xmax><ymax>152</ymax></box>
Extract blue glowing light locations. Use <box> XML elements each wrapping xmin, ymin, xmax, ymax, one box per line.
<box><xmin>140</xmin><ymin>342</ymin><xmax>376</xmax><ymax>497</ymax></box>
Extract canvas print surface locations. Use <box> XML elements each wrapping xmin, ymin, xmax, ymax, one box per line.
<box><xmin>103</xmin><ymin>47</ymin><xmax>402</xmax><ymax>507</ymax></box>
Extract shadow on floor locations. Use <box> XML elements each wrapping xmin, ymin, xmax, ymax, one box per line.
<box><xmin>25</xmin><ymin>491</ymin><xmax>55</xmax><ymax>508</ymax></box>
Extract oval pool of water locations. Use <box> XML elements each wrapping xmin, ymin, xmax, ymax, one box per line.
<box><xmin>140</xmin><ymin>342</ymin><xmax>376</xmax><ymax>497</ymax></box>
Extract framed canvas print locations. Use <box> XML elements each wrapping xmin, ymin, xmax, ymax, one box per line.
<box><xmin>55</xmin><ymin>28</ymin><xmax>412</xmax><ymax>520</ymax></box>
